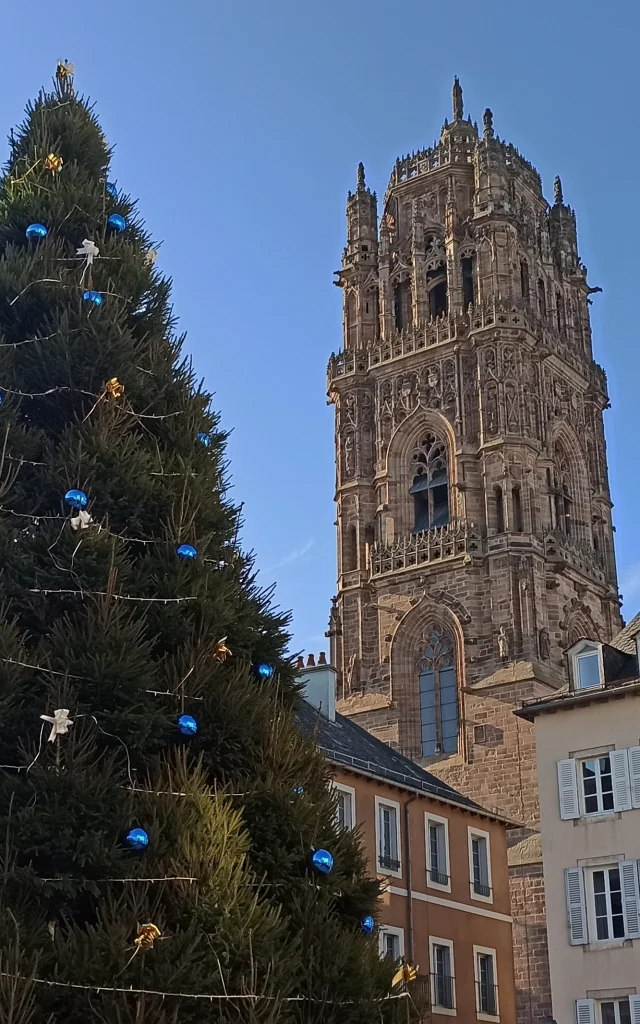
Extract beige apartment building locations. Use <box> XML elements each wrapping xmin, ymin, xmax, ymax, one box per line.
<box><xmin>297</xmin><ymin>654</ymin><xmax>517</xmax><ymax>1023</ymax></box>
<box><xmin>516</xmin><ymin>616</ymin><xmax>640</xmax><ymax>1024</ymax></box>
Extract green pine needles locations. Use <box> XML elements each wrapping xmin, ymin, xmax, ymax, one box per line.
<box><xmin>0</xmin><ymin>71</ymin><xmax>415</xmax><ymax>1023</ymax></box>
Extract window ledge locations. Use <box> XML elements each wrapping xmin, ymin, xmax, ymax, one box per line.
<box><xmin>427</xmin><ymin>879</ymin><xmax>452</xmax><ymax>894</ymax></box>
<box><xmin>586</xmin><ymin>939</ymin><xmax>633</xmax><ymax>952</ymax></box>
<box><xmin>377</xmin><ymin>867</ymin><xmax>403</xmax><ymax>880</ymax></box>
<box><xmin>477</xmin><ymin>1013</ymin><xmax>500</xmax><ymax>1022</ymax></box>
<box><xmin>432</xmin><ymin>1005</ymin><xmax>457</xmax><ymax>1016</ymax></box>
<box><xmin>574</xmin><ymin>812</ymin><xmax>621</xmax><ymax>826</ymax></box>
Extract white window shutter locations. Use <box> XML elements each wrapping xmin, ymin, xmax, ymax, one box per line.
<box><xmin>557</xmin><ymin>759</ymin><xmax>579</xmax><ymax>819</ymax></box>
<box><xmin>611</xmin><ymin>748</ymin><xmax>632</xmax><ymax>812</ymax></box>
<box><xmin>620</xmin><ymin>860</ymin><xmax>640</xmax><ymax>939</ymax></box>
<box><xmin>629</xmin><ymin>995</ymin><xmax>640</xmax><ymax>1024</ymax></box>
<box><xmin>628</xmin><ymin>745</ymin><xmax>640</xmax><ymax>808</ymax></box>
<box><xmin>575</xmin><ymin>1000</ymin><xmax>595</xmax><ymax>1024</ymax></box>
<box><xmin>565</xmin><ymin>867</ymin><xmax>588</xmax><ymax>944</ymax></box>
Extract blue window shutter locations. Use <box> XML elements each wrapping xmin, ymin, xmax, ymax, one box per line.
<box><xmin>565</xmin><ymin>867</ymin><xmax>587</xmax><ymax>944</ymax></box>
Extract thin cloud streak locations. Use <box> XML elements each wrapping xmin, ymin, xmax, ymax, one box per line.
<box><xmin>262</xmin><ymin>539</ymin><xmax>314</xmax><ymax>575</ymax></box>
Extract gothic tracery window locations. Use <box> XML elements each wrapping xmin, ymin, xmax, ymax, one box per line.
<box><xmin>418</xmin><ymin>626</ymin><xmax>458</xmax><ymax>756</ymax></box>
<box><xmin>409</xmin><ymin>433</ymin><xmax>450</xmax><ymax>533</ymax></box>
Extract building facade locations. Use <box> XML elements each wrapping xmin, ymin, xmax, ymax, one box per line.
<box><xmin>325</xmin><ymin>79</ymin><xmax>622</xmax><ymax>1022</ymax></box>
<box><xmin>297</xmin><ymin>655</ymin><xmax>517</xmax><ymax>1023</ymax></box>
<box><xmin>516</xmin><ymin>615</ymin><xmax>640</xmax><ymax>1024</ymax></box>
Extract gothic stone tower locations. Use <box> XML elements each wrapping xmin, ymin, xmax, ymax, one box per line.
<box><xmin>326</xmin><ymin>79</ymin><xmax>621</xmax><ymax>1023</ymax></box>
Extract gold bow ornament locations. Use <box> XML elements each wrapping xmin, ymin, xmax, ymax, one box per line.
<box><xmin>391</xmin><ymin>961</ymin><xmax>418</xmax><ymax>988</ymax></box>
<box><xmin>44</xmin><ymin>153</ymin><xmax>63</xmax><ymax>175</ymax></box>
<box><xmin>213</xmin><ymin>637</ymin><xmax>232</xmax><ymax>662</ymax></box>
<box><xmin>135</xmin><ymin>923</ymin><xmax>161</xmax><ymax>950</ymax></box>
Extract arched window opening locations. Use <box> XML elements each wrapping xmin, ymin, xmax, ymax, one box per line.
<box><xmin>520</xmin><ymin>261</ymin><xmax>530</xmax><ymax>303</ymax></box>
<box><xmin>513</xmin><ymin>485</ymin><xmax>524</xmax><ymax>533</ymax></box>
<box><xmin>494</xmin><ymin>485</ymin><xmax>505</xmax><ymax>534</ymax></box>
<box><xmin>345</xmin><ymin>525</ymin><xmax>357</xmax><ymax>572</ymax></box>
<box><xmin>346</xmin><ymin>291</ymin><xmax>357</xmax><ymax>347</ymax></box>
<box><xmin>410</xmin><ymin>433</ymin><xmax>450</xmax><ymax>534</ymax></box>
<box><xmin>418</xmin><ymin>626</ymin><xmax>458</xmax><ymax>757</ymax></box>
<box><xmin>427</xmin><ymin>267</ymin><xmax>448</xmax><ymax>318</ymax></box>
<box><xmin>556</xmin><ymin>291</ymin><xmax>565</xmax><ymax>334</ymax></box>
<box><xmin>364</xmin><ymin>524</ymin><xmax>375</xmax><ymax>569</ymax></box>
<box><xmin>461</xmin><ymin>256</ymin><xmax>475</xmax><ymax>308</ymax></box>
<box><xmin>554</xmin><ymin>482</ymin><xmax>573</xmax><ymax>536</ymax></box>
<box><xmin>537</xmin><ymin>278</ymin><xmax>546</xmax><ymax>320</ymax></box>
<box><xmin>593</xmin><ymin>532</ymin><xmax>599</xmax><ymax>553</ymax></box>
<box><xmin>394</xmin><ymin>281</ymin><xmax>411</xmax><ymax>331</ymax></box>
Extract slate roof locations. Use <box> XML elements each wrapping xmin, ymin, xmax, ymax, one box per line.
<box><xmin>295</xmin><ymin>699</ymin><xmax>514</xmax><ymax>824</ymax></box>
<box><xmin>610</xmin><ymin>610</ymin><xmax>640</xmax><ymax>655</ymax></box>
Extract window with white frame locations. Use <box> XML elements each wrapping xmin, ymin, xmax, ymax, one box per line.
<box><xmin>576</xmin><ymin>996</ymin><xmax>640</xmax><ymax>1024</ymax></box>
<box><xmin>581</xmin><ymin>755</ymin><xmax>614</xmax><ymax>814</ymax></box>
<box><xmin>556</xmin><ymin>747</ymin><xmax>640</xmax><ymax>820</ymax></box>
<box><xmin>468</xmin><ymin>827</ymin><xmax>492</xmax><ymax>901</ymax></box>
<box><xmin>333</xmin><ymin>783</ymin><xmax>355</xmax><ymax>830</ymax></box>
<box><xmin>379</xmin><ymin>925</ymin><xmax>404</xmax><ymax>961</ymax></box>
<box><xmin>591</xmin><ymin>866</ymin><xmax>625</xmax><ymax>940</ymax></box>
<box><xmin>565</xmin><ymin>862</ymin><xmax>640</xmax><ymax>944</ymax></box>
<box><xmin>473</xmin><ymin>946</ymin><xmax>498</xmax><ymax>1018</ymax></box>
<box><xmin>429</xmin><ymin>937</ymin><xmax>455</xmax><ymax>1010</ymax></box>
<box><xmin>600</xmin><ymin>998</ymin><xmax>632</xmax><ymax>1024</ymax></box>
<box><xmin>376</xmin><ymin>797</ymin><xmax>401</xmax><ymax>875</ymax></box>
<box><xmin>426</xmin><ymin>813</ymin><xmax>450</xmax><ymax>889</ymax></box>
<box><xmin>569</xmin><ymin>641</ymin><xmax>603</xmax><ymax>691</ymax></box>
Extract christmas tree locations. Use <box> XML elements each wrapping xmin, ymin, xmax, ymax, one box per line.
<box><xmin>0</xmin><ymin>65</ymin><xmax>416</xmax><ymax>1023</ymax></box>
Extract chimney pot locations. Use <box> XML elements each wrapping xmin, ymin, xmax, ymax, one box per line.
<box><xmin>318</xmin><ymin>652</ymin><xmax>327</xmax><ymax>665</ymax></box>
<box><xmin>295</xmin><ymin>656</ymin><xmax>304</xmax><ymax>670</ymax></box>
<box><xmin>306</xmin><ymin>654</ymin><xmax>316</xmax><ymax>667</ymax></box>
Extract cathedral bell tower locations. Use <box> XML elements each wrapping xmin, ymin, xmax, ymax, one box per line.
<box><xmin>326</xmin><ymin>79</ymin><xmax>621</xmax><ymax>1023</ymax></box>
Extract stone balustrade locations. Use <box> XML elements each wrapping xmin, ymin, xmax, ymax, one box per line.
<box><xmin>369</xmin><ymin>520</ymin><xmax>482</xmax><ymax>578</ymax></box>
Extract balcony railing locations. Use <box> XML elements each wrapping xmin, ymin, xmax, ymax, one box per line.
<box><xmin>370</xmin><ymin>520</ymin><xmax>482</xmax><ymax>577</ymax></box>
<box><xmin>543</xmin><ymin>529</ymin><xmax>606</xmax><ymax>584</ymax></box>
<box><xmin>473</xmin><ymin>879</ymin><xmax>492</xmax><ymax>898</ymax></box>
<box><xmin>429</xmin><ymin>868</ymin><xmax>449</xmax><ymax>886</ymax></box>
<box><xmin>477</xmin><ymin>981</ymin><xmax>498</xmax><ymax>1016</ymax></box>
<box><xmin>431</xmin><ymin>972</ymin><xmax>455</xmax><ymax>1010</ymax></box>
<box><xmin>378</xmin><ymin>851</ymin><xmax>401</xmax><ymax>872</ymax></box>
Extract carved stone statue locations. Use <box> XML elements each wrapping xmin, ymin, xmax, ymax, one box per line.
<box><xmin>498</xmin><ymin>626</ymin><xmax>510</xmax><ymax>660</ymax></box>
<box><xmin>538</xmin><ymin>628</ymin><xmax>550</xmax><ymax>661</ymax></box>
<box><xmin>344</xmin><ymin>434</ymin><xmax>355</xmax><ymax>477</ymax></box>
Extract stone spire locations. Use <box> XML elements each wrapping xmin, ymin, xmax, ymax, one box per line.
<box><xmin>553</xmin><ymin>175</ymin><xmax>563</xmax><ymax>205</ymax></box>
<box><xmin>483</xmin><ymin>108</ymin><xmax>494</xmax><ymax>140</ymax></box>
<box><xmin>452</xmin><ymin>77</ymin><xmax>463</xmax><ymax>121</ymax></box>
<box><xmin>357</xmin><ymin>162</ymin><xmax>366</xmax><ymax>191</ymax></box>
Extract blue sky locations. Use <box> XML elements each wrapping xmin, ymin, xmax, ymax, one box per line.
<box><xmin>2</xmin><ymin>1</ymin><xmax>639</xmax><ymax>654</ymax></box>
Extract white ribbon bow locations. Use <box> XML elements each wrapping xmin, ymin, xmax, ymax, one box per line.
<box><xmin>70</xmin><ymin>509</ymin><xmax>92</xmax><ymax>532</ymax></box>
<box><xmin>40</xmin><ymin>708</ymin><xmax>73</xmax><ymax>743</ymax></box>
<box><xmin>77</xmin><ymin>239</ymin><xmax>100</xmax><ymax>283</ymax></box>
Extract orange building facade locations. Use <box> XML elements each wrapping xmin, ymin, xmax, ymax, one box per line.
<box><xmin>297</xmin><ymin>657</ymin><xmax>517</xmax><ymax>1023</ymax></box>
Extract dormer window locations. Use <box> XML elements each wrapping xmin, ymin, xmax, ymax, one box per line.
<box><xmin>569</xmin><ymin>641</ymin><xmax>603</xmax><ymax>691</ymax></box>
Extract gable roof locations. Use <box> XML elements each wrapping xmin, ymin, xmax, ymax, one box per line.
<box><xmin>610</xmin><ymin>611</ymin><xmax>640</xmax><ymax>655</ymax></box>
<box><xmin>295</xmin><ymin>699</ymin><xmax>517</xmax><ymax>826</ymax></box>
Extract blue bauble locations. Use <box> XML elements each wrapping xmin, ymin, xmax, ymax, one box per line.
<box><xmin>83</xmin><ymin>290</ymin><xmax>103</xmax><ymax>306</ymax></box>
<box><xmin>107</xmin><ymin>213</ymin><xmax>126</xmax><ymax>233</ymax></box>
<box><xmin>178</xmin><ymin>714</ymin><xmax>198</xmax><ymax>737</ymax></box>
<box><xmin>106</xmin><ymin>181</ymin><xmax>118</xmax><ymax>198</ymax></box>
<box><xmin>177</xmin><ymin>543</ymin><xmax>197</xmax><ymax>560</ymax></box>
<box><xmin>125</xmin><ymin>827</ymin><xmax>149</xmax><ymax>850</ymax></box>
<box><xmin>311</xmin><ymin>849</ymin><xmax>334</xmax><ymax>875</ymax></box>
<box><xmin>293</xmin><ymin>785</ymin><xmax>305</xmax><ymax>795</ymax></box>
<box><xmin>361</xmin><ymin>915</ymin><xmax>375</xmax><ymax>935</ymax></box>
<box><xmin>197</xmin><ymin>432</ymin><xmax>211</xmax><ymax>447</ymax></box>
<box><xmin>26</xmin><ymin>223</ymin><xmax>47</xmax><ymax>240</ymax></box>
<box><xmin>256</xmin><ymin>663</ymin><xmax>274</xmax><ymax>680</ymax></box>
<box><xmin>64</xmin><ymin>488</ymin><xmax>88</xmax><ymax>510</ymax></box>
